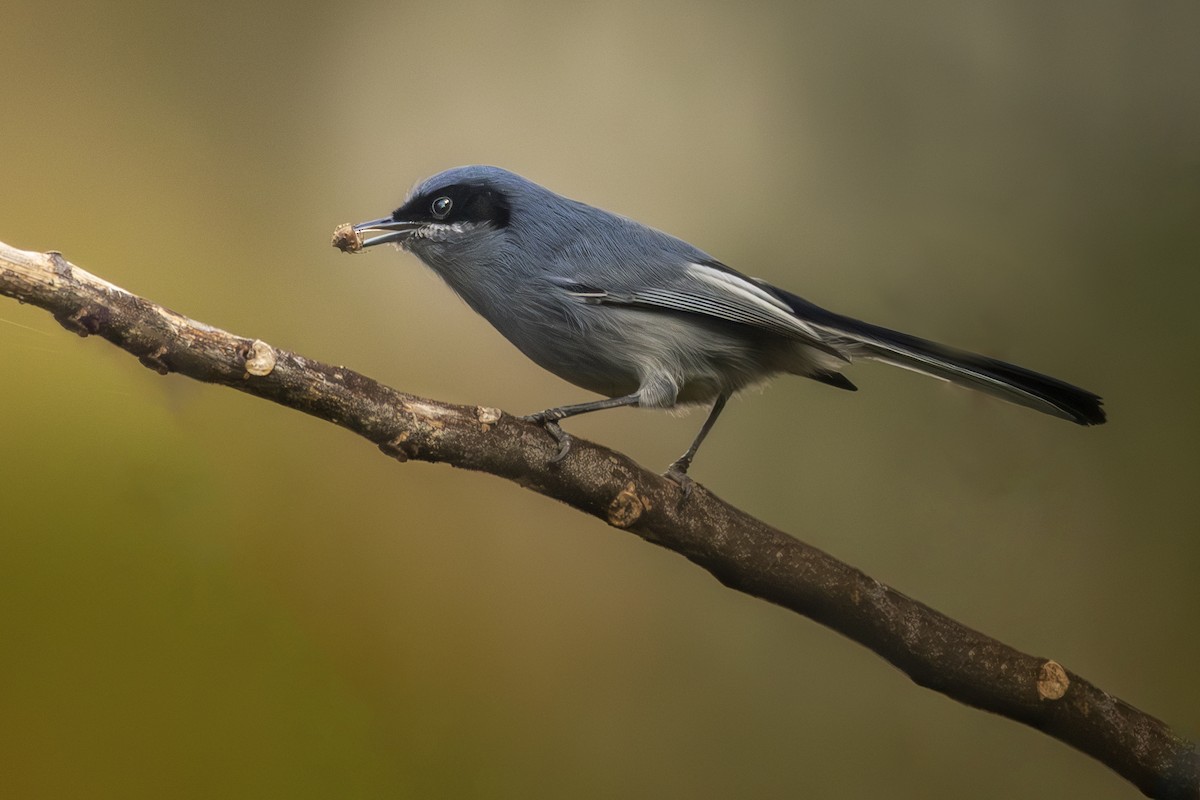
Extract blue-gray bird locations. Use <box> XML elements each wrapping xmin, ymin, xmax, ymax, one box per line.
<box><xmin>345</xmin><ymin>165</ymin><xmax>1104</xmax><ymax>487</ymax></box>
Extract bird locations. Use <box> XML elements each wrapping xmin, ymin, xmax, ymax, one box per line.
<box><xmin>342</xmin><ymin>165</ymin><xmax>1104</xmax><ymax>490</ymax></box>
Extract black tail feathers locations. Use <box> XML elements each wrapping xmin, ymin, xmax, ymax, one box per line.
<box><xmin>772</xmin><ymin>288</ymin><xmax>1105</xmax><ymax>426</ymax></box>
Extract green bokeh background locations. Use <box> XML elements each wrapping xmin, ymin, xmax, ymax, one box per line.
<box><xmin>2</xmin><ymin>2</ymin><xmax>1197</xmax><ymax>797</ymax></box>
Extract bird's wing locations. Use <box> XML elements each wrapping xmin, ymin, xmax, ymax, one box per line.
<box><xmin>549</xmin><ymin>260</ymin><xmax>845</xmax><ymax>359</ymax></box>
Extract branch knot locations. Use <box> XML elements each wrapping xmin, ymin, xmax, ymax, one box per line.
<box><xmin>242</xmin><ymin>339</ymin><xmax>277</xmax><ymax>377</ymax></box>
<box><xmin>607</xmin><ymin>482</ymin><xmax>650</xmax><ymax>528</ymax></box>
<box><xmin>1037</xmin><ymin>660</ymin><xmax>1070</xmax><ymax>701</ymax></box>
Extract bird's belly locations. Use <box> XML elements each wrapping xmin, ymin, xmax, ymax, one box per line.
<box><xmin>507</xmin><ymin>324</ymin><xmax>644</xmax><ymax>398</ymax></box>
<box><xmin>493</xmin><ymin>304</ymin><xmax>798</xmax><ymax>406</ymax></box>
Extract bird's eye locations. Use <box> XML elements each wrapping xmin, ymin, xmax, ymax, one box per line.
<box><xmin>431</xmin><ymin>196</ymin><xmax>453</xmax><ymax>219</ymax></box>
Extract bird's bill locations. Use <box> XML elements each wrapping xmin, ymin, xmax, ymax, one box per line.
<box><xmin>352</xmin><ymin>218</ymin><xmax>422</xmax><ymax>248</ymax></box>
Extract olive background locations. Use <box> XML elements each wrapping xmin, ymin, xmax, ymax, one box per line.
<box><xmin>1</xmin><ymin>1</ymin><xmax>1197</xmax><ymax>797</ymax></box>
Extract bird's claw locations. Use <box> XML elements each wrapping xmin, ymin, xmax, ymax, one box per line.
<box><xmin>665</xmin><ymin>460</ymin><xmax>696</xmax><ymax>503</ymax></box>
<box><xmin>522</xmin><ymin>412</ymin><xmax>573</xmax><ymax>463</ymax></box>
<box><xmin>545</xmin><ymin>422</ymin><xmax>573</xmax><ymax>463</ymax></box>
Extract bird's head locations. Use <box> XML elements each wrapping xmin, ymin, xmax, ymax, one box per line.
<box><xmin>352</xmin><ymin>166</ymin><xmax>518</xmax><ymax>263</ymax></box>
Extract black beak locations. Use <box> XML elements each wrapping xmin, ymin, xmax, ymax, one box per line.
<box><xmin>352</xmin><ymin>217</ymin><xmax>422</xmax><ymax>248</ymax></box>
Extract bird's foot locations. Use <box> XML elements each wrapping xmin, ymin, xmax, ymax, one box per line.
<box><xmin>522</xmin><ymin>411</ymin><xmax>573</xmax><ymax>463</ymax></box>
<box><xmin>664</xmin><ymin>458</ymin><xmax>696</xmax><ymax>503</ymax></box>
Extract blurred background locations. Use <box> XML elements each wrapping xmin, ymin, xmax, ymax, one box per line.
<box><xmin>2</xmin><ymin>1</ymin><xmax>1197</xmax><ymax>797</ymax></box>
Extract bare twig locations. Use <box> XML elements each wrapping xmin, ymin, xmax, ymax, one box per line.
<box><xmin>1</xmin><ymin>240</ymin><xmax>1195</xmax><ymax>798</ymax></box>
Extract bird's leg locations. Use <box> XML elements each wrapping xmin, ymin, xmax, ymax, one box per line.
<box><xmin>665</xmin><ymin>394</ymin><xmax>729</xmax><ymax>498</ymax></box>
<box><xmin>523</xmin><ymin>394</ymin><xmax>641</xmax><ymax>463</ymax></box>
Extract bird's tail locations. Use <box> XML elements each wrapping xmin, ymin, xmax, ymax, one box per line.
<box><xmin>773</xmin><ymin>289</ymin><xmax>1106</xmax><ymax>426</ymax></box>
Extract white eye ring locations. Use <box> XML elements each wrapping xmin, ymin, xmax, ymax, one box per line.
<box><xmin>431</xmin><ymin>196</ymin><xmax>453</xmax><ymax>219</ymax></box>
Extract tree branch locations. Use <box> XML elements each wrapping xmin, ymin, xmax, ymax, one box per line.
<box><xmin>1</xmin><ymin>239</ymin><xmax>1195</xmax><ymax>798</ymax></box>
